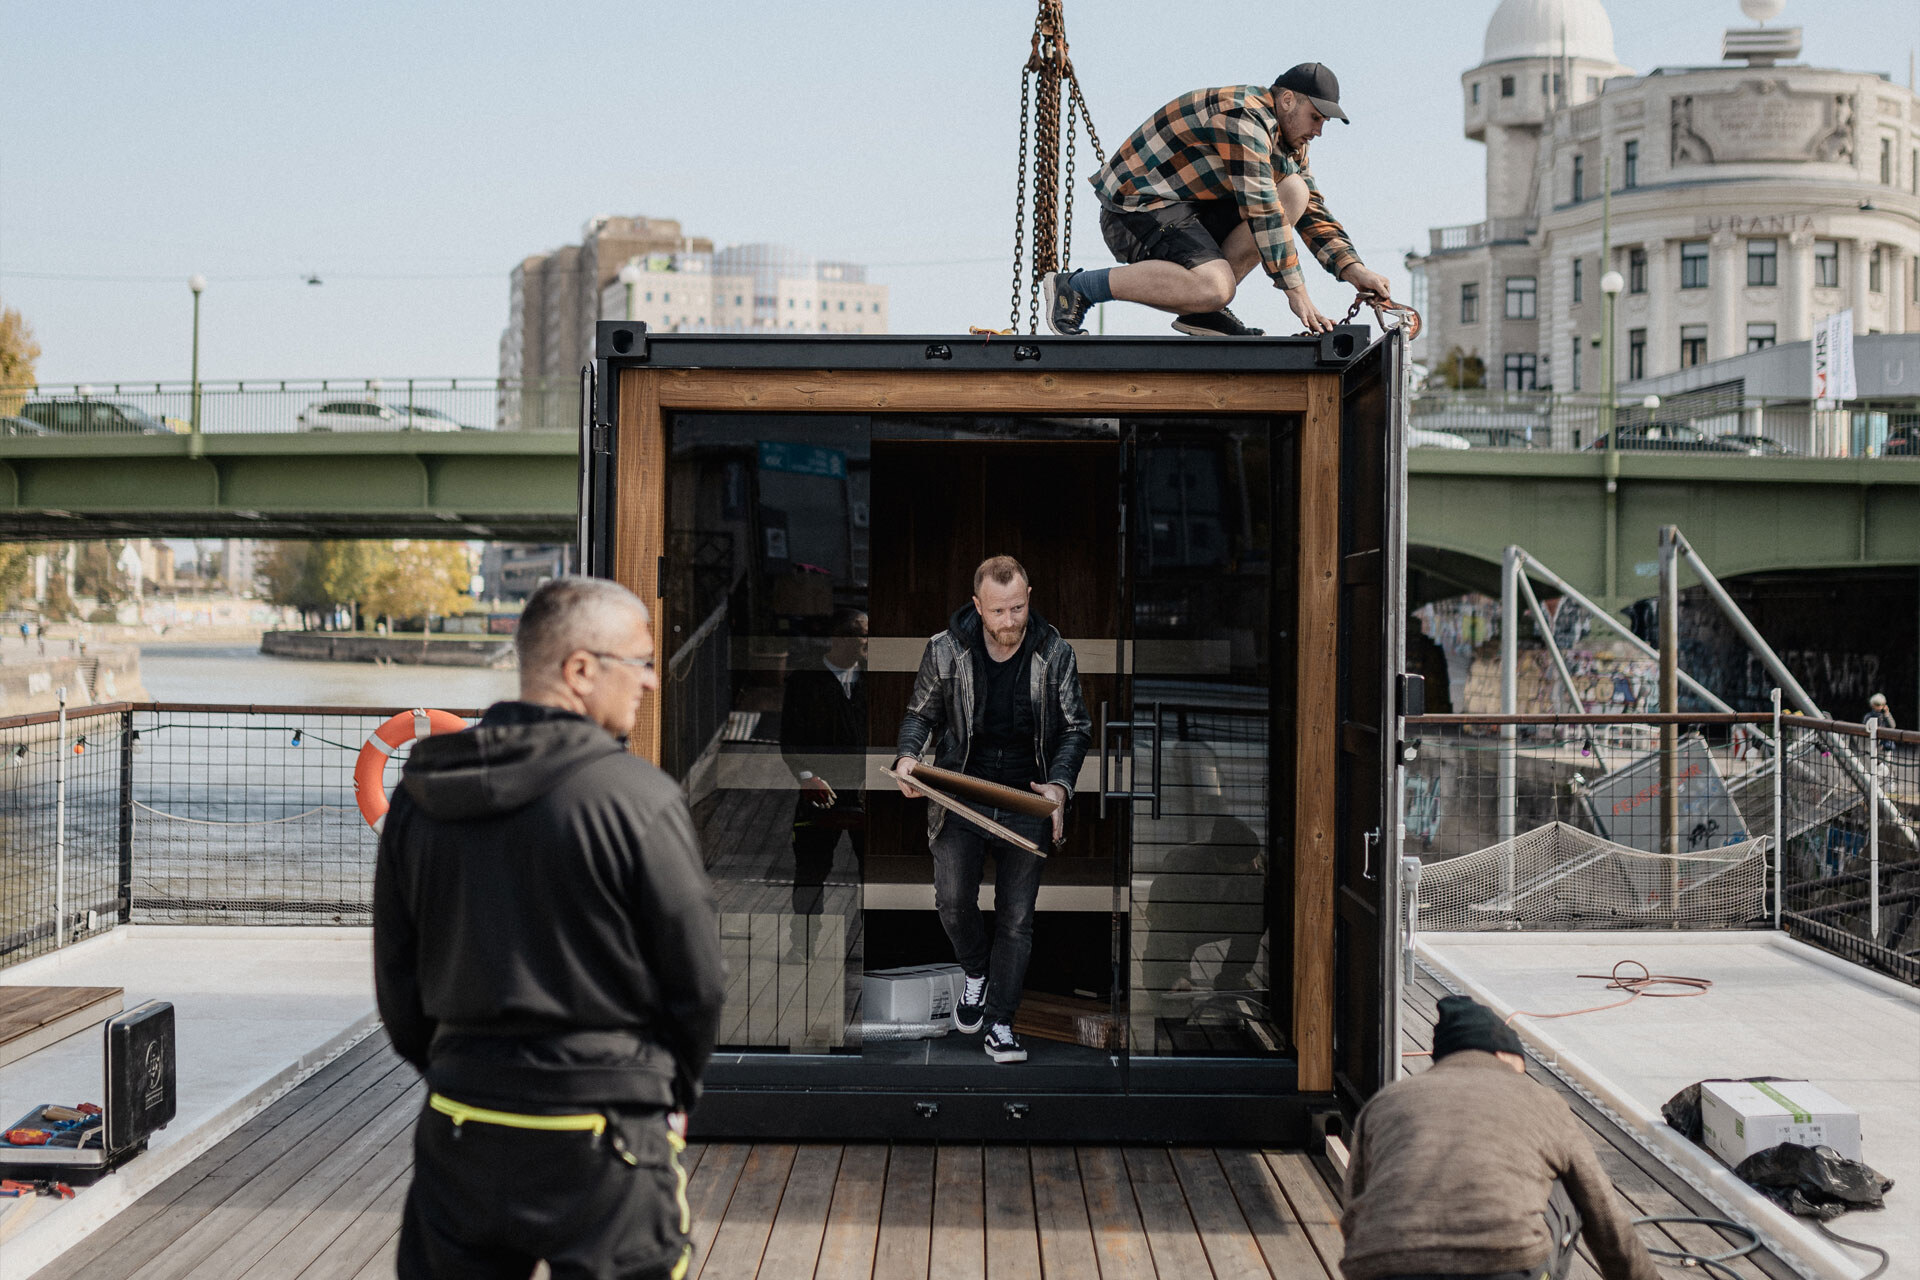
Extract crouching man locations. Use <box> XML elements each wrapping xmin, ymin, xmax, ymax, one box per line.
<box><xmin>1339</xmin><ymin>997</ymin><xmax>1660</xmax><ymax>1280</ymax></box>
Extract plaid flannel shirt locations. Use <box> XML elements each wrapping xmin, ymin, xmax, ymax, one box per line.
<box><xmin>1091</xmin><ymin>84</ymin><xmax>1361</xmax><ymax>292</ymax></box>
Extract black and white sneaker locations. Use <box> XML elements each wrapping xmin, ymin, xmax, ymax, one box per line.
<box><xmin>954</xmin><ymin>972</ymin><xmax>988</xmax><ymax>1034</ymax></box>
<box><xmin>1172</xmin><ymin>308</ymin><xmax>1265</xmax><ymax>337</ymax></box>
<box><xmin>1044</xmin><ymin>271</ymin><xmax>1093</xmax><ymax>336</ymax></box>
<box><xmin>984</xmin><ymin>1022</ymin><xmax>1027</xmax><ymax>1064</ymax></box>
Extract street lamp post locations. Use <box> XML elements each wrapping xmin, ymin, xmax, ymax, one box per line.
<box><xmin>188</xmin><ymin>275</ymin><xmax>206</xmax><ymax>450</ymax></box>
<box><xmin>1600</xmin><ymin>266</ymin><xmax>1624</xmax><ymax>607</ymax></box>
<box><xmin>618</xmin><ymin>261</ymin><xmax>643</xmax><ymax>321</ymax></box>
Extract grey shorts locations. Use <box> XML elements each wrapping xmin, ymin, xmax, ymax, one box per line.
<box><xmin>1099</xmin><ymin>199</ymin><xmax>1244</xmax><ymax>269</ymax></box>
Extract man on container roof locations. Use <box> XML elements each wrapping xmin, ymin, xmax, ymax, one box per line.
<box><xmin>1047</xmin><ymin>63</ymin><xmax>1393</xmax><ymax>338</ymax></box>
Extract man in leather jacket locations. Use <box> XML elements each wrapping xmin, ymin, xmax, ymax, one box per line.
<box><xmin>893</xmin><ymin>555</ymin><xmax>1091</xmax><ymax>1063</ymax></box>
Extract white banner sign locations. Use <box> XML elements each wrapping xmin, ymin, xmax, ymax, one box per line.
<box><xmin>1811</xmin><ymin>308</ymin><xmax>1857</xmax><ymax>403</ymax></box>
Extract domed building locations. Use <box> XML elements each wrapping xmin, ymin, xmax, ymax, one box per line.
<box><xmin>1408</xmin><ymin>0</ymin><xmax>1920</xmax><ymax>393</ymax></box>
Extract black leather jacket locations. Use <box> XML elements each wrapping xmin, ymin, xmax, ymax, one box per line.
<box><xmin>893</xmin><ymin>605</ymin><xmax>1092</xmax><ymax>841</ymax></box>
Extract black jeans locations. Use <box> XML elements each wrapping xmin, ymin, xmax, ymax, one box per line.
<box><xmin>931</xmin><ymin>748</ymin><xmax>1048</xmax><ymax>1023</ymax></box>
<box><xmin>399</xmin><ymin>1100</ymin><xmax>690</xmax><ymax>1279</ymax></box>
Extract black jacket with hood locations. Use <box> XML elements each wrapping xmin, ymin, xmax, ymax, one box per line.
<box><xmin>373</xmin><ymin>701</ymin><xmax>725</xmax><ymax>1112</ymax></box>
<box><xmin>893</xmin><ymin>605</ymin><xmax>1092</xmax><ymax>842</ymax></box>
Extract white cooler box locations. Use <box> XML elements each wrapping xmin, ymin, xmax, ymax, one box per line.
<box><xmin>863</xmin><ymin>964</ymin><xmax>965</xmax><ymax>1026</ymax></box>
<box><xmin>1699</xmin><ymin>1079</ymin><xmax>1861</xmax><ymax>1166</ymax></box>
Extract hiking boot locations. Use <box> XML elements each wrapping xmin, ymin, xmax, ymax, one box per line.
<box><xmin>1044</xmin><ymin>271</ymin><xmax>1093</xmax><ymax>336</ymax></box>
<box><xmin>954</xmin><ymin>972</ymin><xmax>988</xmax><ymax>1034</ymax></box>
<box><xmin>1172</xmin><ymin>308</ymin><xmax>1265</xmax><ymax>337</ymax></box>
<box><xmin>984</xmin><ymin>1022</ymin><xmax>1027</xmax><ymax>1064</ymax></box>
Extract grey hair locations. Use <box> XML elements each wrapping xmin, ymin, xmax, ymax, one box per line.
<box><xmin>515</xmin><ymin>576</ymin><xmax>652</xmax><ymax>679</ymax></box>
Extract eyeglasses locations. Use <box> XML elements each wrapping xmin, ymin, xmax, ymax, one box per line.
<box><xmin>588</xmin><ymin>651</ymin><xmax>656</xmax><ymax>673</ymax></box>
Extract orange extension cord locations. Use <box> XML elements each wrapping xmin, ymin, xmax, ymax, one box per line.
<box><xmin>1404</xmin><ymin>960</ymin><xmax>1712</xmax><ymax>1058</ymax></box>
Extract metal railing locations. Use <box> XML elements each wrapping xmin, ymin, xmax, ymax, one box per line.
<box><xmin>0</xmin><ymin>701</ymin><xmax>481</xmax><ymax>970</ymax></box>
<box><xmin>1409</xmin><ymin>388</ymin><xmax>1920</xmax><ymax>458</ymax></box>
<box><xmin>1404</xmin><ymin>711</ymin><xmax>1920</xmax><ymax>985</ymax></box>
<box><xmin>1427</xmin><ymin>219</ymin><xmax>1537</xmax><ymax>253</ymax></box>
<box><xmin>0</xmin><ymin>377</ymin><xmax>581</xmax><ymax>436</ymax></box>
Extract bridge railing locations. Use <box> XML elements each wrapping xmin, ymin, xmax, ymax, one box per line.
<box><xmin>1410</xmin><ymin>388</ymin><xmax>1920</xmax><ymax>458</ymax></box>
<box><xmin>1404</xmin><ymin>711</ymin><xmax>1920</xmax><ymax>986</ymax></box>
<box><xmin>0</xmin><ymin>701</ymin><xmax>483</xmax><ymax>971</ymax></box>
<box><xmin>0</xmin><ymin>377</ymin><xmax>580</xmax><ymax>436</ymax></box>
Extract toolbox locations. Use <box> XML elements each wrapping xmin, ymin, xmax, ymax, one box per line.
<box><xmin>0</xmin><ymin>1001</ymin><xmax>175</xmax><ymax>1182</ymax></box>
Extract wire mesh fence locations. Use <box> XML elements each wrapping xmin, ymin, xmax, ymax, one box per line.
<box><xmin>0</xmin><ymin>701</ymin><xmax>484</xmax><ymax>970</ymax></box>
<box><xmin>1403</xmin><ymin>711</ymin><xmax>1920</xmax><ymax>985</ymax></box>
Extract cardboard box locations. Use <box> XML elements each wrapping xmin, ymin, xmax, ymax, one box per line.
<box><xmin>1699</xmin><ymin>1079</ymin><xmax>1861</xmax><ymax>1166</ymax></box>
<box><xmin>862</xmin><ymin>964</ymin><xmax>965</xmax><ymax>1025</ymax></box>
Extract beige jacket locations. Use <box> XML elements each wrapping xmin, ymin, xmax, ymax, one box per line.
<box><xmin>1339</xmin><ymin>1051</ymin><xmax>1660</xmax><ymax>1280</ymax></box>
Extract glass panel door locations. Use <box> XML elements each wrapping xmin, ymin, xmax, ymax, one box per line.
<box><xmin>1121</xmin><ymin>419</ymin><xmax>1290</xmax><ymax>1072</ymax></box>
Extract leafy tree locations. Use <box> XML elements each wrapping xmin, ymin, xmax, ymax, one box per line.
<box><xmin>72</xmin><ymin>541</ymin><xmax>127</xmax><ymax>606</ymax></box>
<box><xmin>1429</xmin><ymin>346</ymin><xmax>1486</xmax><ymax>390</ymax></box>
<box><xmin>259</xmin><ymin>540</ymin><xmax>397</xmax><ymax>629</ymax></box>
<box><xmin>364</xmin><ymin>541</ymin><xmax>470</xmax><ymax>631</ymax></box>
<box><xmin>0</xmin><ymin>544</ymin><xmax>33</xmax><ymax>610</ymax></box>
<box><xmin>0</xmin><ymin>300</ymin><xmax>40</xmax><ymax>416</ymax></box>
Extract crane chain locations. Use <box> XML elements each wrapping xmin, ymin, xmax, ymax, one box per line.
<box><xmin>1009</xmin><ymin>68</ymin><xmax>1032</xmax><ymax>333</ymax></box>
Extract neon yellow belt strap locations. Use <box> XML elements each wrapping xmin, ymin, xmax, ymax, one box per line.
<box><xmin>428</xmin><ymin>1092</ymin><xmax>608</xmax><ymax>1136</ymax></box>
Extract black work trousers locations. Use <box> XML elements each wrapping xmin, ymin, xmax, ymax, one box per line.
<box><xmin>398</xmin><ymin>1099</ymin><xmax>691</xmax><ymax>1280</ymax></box>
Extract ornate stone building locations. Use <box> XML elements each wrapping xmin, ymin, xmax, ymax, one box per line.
<box><xmin>1408</xmin><ymin>0</ymin><xmax>1920</xmax><ymax>391</ymax></box>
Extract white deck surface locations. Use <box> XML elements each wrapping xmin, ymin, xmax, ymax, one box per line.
<box><xmin>1418</xmin><ymin>930</ymin><xmax>1920</xmax><ymax>1280</ymax></box>
<box><xmin>0</xmin><ymin>925</ymin><xmax>377</xmax><ymax>1279</ymax></box>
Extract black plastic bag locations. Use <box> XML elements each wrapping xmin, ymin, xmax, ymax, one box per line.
<box><xmin>1660</xmin><ymin>1078</ymin><xmax>1791</xmax><ymax>1144</ymax></box>
<box><xmin>1732</xmin><ymin>1143</ymin><xmax>1894</xmax><ymax>1221</ymax></box>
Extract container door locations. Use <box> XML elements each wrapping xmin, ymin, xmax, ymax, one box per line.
<box><xmin>1333</xmin><ymin>336</ymin><xmax>1407</xmax><ymax>1107</ymax></box>
<box><xmin>1118</xmin><ymin>419</ymin><xmax>1290</xmax><ymax>1083</ymax></box>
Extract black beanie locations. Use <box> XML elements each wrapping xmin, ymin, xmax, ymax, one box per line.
<box><xmin>1432</xmin><ymin>996</ymin><xmax>1524</xmax><ymax>1061</ymax></box>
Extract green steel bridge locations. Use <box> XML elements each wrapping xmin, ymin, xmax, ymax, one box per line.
<box><xmin>4</xmin><ymin>374</ymin><xmax>1917</xmax><ymax>608</ymax></box>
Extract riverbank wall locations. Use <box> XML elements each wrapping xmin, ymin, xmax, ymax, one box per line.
<box><xmin>260</xmin><ymin>631</ymin><xmax>514</xmax><ymax>668</ymax></box>
<box><xmin>0</xmin><ymin>646</ymin><xmax>149</xmax><ymax>715</ymax></box>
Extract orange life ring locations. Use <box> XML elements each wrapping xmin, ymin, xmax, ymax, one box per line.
<box><xmin>355</xmin><ymin>708</ymin><xmax>468</xmax><ymax>833</ymax></box>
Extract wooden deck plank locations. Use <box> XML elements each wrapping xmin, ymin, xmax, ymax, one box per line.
<box><xmin>1027</xmin><ymin>1146</ymin><xmax>1100</xmax><ymax>1280</ymax></box>
<box><xmin>684</xmin><ymin>1142</ymin><xmax>751</xmax><ymax>1278</ymax></box>
<box><xmin>1215</xmin><ymin>1148</ymin><xmax>1333</xmax><ymax>1279</ymax></box>
<box><xmin>289</xmin><ymin>1167</ymin><xmax>409</xmax><ymax>1279</ymax></box>
<box><xmin>1169</xmin><ymin>1148</ymin><xmax>1278</xmax><ymax>1279</ymax></box>
<box><xmin>1075</xmin><ymin>1147</ymin><xmax>1156</xmax><ymax>1280</ymax></box>
<box><xmin>697</xmin><ymin>1143</ymin><xmax>797</xmax><ymax>1280</ymax></box>
<box><xmin>756</xmin><ymin>1145</ymin><xmax>843</xmax><ymax>1279</ymax></box>
<box><xmin>0</xmin><ymin>984</ymin><xmax>123</xmax><ymax>1067</ymax></box>
<box><xmin>929</xmin><ymin>1143</ymin><xmax>985</xmax><ymax>1280</ymax></box>
<box><xmin>237</xmin><ymin>1121</ymin><xmax>415</xmax><ymax>1280</ymax></box>
<box><xmin>814</xmin><ymin>1143</ymin><xmax>889</xmax><ymax>1280</ymax></box>
<box><xmin>871</xmin><ymin>1143</ymin><xmax>934</xmax><ymax>1280</ymax></box>
<box><xmin>1264</xmin><ymin>1151</ymin><xmax>1346</xmax><ymax>1279</ymax></box>
<box><xmin>34</xmin><ymin>1033</ymin><xmax>399</xmax><ymax>1280</ymax></box>
<box><xmin>346</xmin><ymin>1226</ymin><xmax>400</xmax><ymax>1280</ymax></box>
<box><xmin>125</xmin><ymin>1076</ymin><xmax>423</xmax><ymax>1280</ymax></box>
<box><xmin>981</xmin><ymin>1145</ymin><xmax>1042</xmax><ymax>1280</ymax></box>
<box><xmin>1122</xmin><ymin>1147</ymin><xmax>1214</xmax><ymax>1279</ymax></box>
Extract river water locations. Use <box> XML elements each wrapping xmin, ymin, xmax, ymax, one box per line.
<box><xmin>139</xmin><ymin>644</ymin><xmax>518</xmax><ymax>710</ymax></box>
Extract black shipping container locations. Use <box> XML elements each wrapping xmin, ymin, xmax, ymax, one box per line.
<box><xmin>585</xmin><ymin>324</ymin><xmax>1408</xmax><ymax>1142</ymax></box>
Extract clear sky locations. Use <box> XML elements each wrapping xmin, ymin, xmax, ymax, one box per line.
<box><xmin>2</xmin><ymin>0</ymin><xmax>1912</xmax><ymax>384</ymax></box>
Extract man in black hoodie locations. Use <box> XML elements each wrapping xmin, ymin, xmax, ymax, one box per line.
<box><xmin>894</xmin><ymin>555</ymin><xmax>1092</xmax><ymax>1064</ymax></box>
<box><xmin>375</xmin><ymin>576</ymin><xmax>725</xmax><ymax>1280</ymax></box>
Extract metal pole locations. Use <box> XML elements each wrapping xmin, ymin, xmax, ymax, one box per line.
<box><xmin>1868</xmin><ymin>720</ymin><xmax>1880</xmax><ymax>941</ymax></box>
<box><xmin>1516</xmin><ymin>570</ymin><xmax>1586</xmax><ymax>715</ymax></box>
<box><xmin>1500</xmin><ymin>547</ymin><xmax>1519</xmax><ymax>865</ymax></box>
<box><xmin>119</xmin><ymin>710</ymin><xmax>135</xmax><ymax>924</ymax></box>
<box><xmin>1772</xmin><ymin>687</ymin><xmax>1784</xmax><ymax>930</ymax></box>
<box><xmin>1659</xmin><ymin>528</ymin><xmax>1680</xmax><ymax>912</ymax></box>
<box><xmin>1601</xmin><ymin>156</ymin><xmax>1619</xmax><ymax>608</ymax></box>
<box><xmin>1512</xmin><ymin>550</ymin><xmax>1739</xmax><ymax>715</ymax></box>
<box><xmin>55</xmin><ymin>686</ymin><xmax>69</xmax><ymax>948</ymax></box>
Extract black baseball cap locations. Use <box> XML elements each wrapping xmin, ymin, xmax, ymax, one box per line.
<box><xmin>1275</xmin><ymin>62</ymin><xmax>1349</xmax><ymax>123</ymax></box>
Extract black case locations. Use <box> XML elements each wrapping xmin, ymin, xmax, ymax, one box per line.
<box><xmin>105</xmin><ymin>1000</ymin><xmax>175</xmax><ymax>1155</ymax></box>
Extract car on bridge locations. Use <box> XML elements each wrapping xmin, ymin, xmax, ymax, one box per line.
<box><xmin>16</xmin><ymin>399</ymin><xmax>174</xmax><ymax>435</ymax></box>
<box><xmin>1714</xmin><ymin>433</ymin><xmax>1797</xmax><ymax>456</ymax></box>
<box><xmin>1407</xmin><ymin>425</ymin><xmax>1472</xmax><ymax>450</ymax></box>
<box><xmin>1</xmin><ymin>415</ymin><xmax>53</xmax><ymax>436</ymax></box>
<box><xmin>295</xmin><ymin>400</ymin><xmax>470</xmax><ymax>432</ymax></box>
<box><xmin>1582</xmin><ymin>423</ymin><xmax>1747</xmax><ymax>453</ymax></box>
